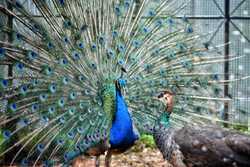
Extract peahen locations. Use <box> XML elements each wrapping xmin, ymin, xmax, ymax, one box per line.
<box><xmin>155</xmin><ymin>92</ymin><xmax>250</xmax><ymax>167</ymax></box>
<box><xmin>0</xmin><ymin>0</ymin><xmax>249</xmax><ymax>166</ymax></box>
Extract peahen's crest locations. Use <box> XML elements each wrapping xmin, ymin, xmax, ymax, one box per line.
<box><xmin>0</xmin><ymin>0</ymin><xmax>248</xmax><ymax>165</ymax></box>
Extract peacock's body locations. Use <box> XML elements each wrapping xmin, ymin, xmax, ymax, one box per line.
<box><xmin>0</xmin><ymin>0</ymin><xmax>248</xmax><ymax>166</ymax></box>
<box><xmin>110</xmin><ymin>89</ymin><xmax>139</xmax><ymax>151</ymax></box>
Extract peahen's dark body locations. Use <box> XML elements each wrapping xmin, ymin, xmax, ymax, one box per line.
<box><xmin>0</xmin><ymin>0</ymin><xmax>249</xmax><ymax>166</ymax></box>
<box><xmin>154</xmin><ymin>124</ymin><xmax>250</xmax><ymax>167</ymax></box>
<box><xmin>175</xmin><ymin>125</ymin><xmax>250</xmax><ymax>167</ymax></box>
<box><xmin>154</xmin><ymin>92</ymin><xmax>250</xmax><ymax>167</ymax></box>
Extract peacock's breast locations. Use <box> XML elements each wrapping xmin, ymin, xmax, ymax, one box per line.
<box><xmin>109</xmin><ymin>90</ymin><xmax>139</xmax><ymax>150</ymax></box>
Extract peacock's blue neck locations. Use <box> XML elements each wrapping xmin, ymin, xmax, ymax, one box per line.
<box><xmin>109</xmin><ymin>89</ymin><xmax>139</xmax><ymax>149</ymax></box>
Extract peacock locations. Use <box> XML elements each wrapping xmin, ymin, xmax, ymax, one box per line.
<box><xmin>0</xmin><ymin>0</ymin><xmax>249</xmax><ymax>166</ymax></box>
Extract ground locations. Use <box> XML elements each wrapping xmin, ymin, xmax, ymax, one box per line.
<box><xmin>110</xmin><ymin>148</ymin><xmax>170</xmax><ymax>167</ymax></box>
<box><xmin>73</xmin><ymin>148</ymin><xmax>172</xmax><ymax>167</ymax></box>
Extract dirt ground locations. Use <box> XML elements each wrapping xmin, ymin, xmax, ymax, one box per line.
<box><xmin>73</xmin><ymin>148</ymin><xmax>172</xmax><ymax>167</ymax></box>
<box><xmin>110</xmin><ymin>148</ymin><xmax>171</xmax><ymax>167</ymax></box>
<box><xmin>2</xmin><ymin>147</ymin><xmax>171</xmax><ymax>167</ymax></box>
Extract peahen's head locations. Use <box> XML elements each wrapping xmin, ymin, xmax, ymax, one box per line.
<box><xmin>157</xmin><ymin>90</ymin><xmax>174</xmax><ymax>114</ymax></box>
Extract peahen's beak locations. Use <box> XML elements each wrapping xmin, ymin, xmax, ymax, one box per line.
<box><xmin>157</xmin><ymin>91</ymin><xmax>174</xmax><ymax>114</ymax></box>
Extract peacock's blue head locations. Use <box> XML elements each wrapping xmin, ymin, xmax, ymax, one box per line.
<box><xmin>115</xmin><ymin>78</ymin><xmax>127</xmax><ymax>90</ymax></box>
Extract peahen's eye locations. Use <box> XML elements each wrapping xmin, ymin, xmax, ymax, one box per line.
<box><xmin>157</xmin><ymin>93</ymin><xmax>164</xmax><ymax>98</ymax></box>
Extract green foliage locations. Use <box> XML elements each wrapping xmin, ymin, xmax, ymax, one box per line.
<box><xmin>131</xmin><ymin>134</ymin><xmax>156</xmax><ymax>153</ymax></box>
<box><xmin>139</xmin><ymin>134</ymin><xmax>156</xmax><ymax>148</ymax></box>
<box><xmin>231</xmin><ymin>124</ymin><xmax>249</xmax><ymax>133</ymax></box>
